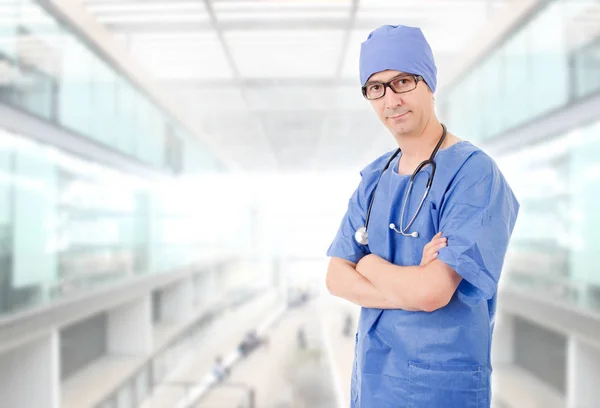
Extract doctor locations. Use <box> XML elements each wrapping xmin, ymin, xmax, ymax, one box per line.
<box><xmin>325</xmin><ymin>25</ymin><xmax>519</xmax><ymax>408</ymax></box>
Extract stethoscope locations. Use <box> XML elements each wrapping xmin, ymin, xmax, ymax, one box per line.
<box><xmin>354</xmin><ymin>123</ymin><xmax>447</xmax><ymax>245</ymax></box>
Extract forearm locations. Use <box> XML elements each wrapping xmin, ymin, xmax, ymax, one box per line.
<box><xmin>326</xmin><ymin>258</ymin><xmax>400</xmax><ymax>309</ymax></box>
<box><xmin>357</xmin><ymin>255</ymin><xmax>427</xmax><ymax>311</ymax></box>
<box><xmin>356</xmin><ymin>255</ymin><xmax>459</xmax><ymax>312</ymax></box>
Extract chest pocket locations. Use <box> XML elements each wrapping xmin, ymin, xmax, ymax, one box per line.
<box><xmin>387</xmin><ymin>200</ymin><xmax>440</xmax><ymax>266</ymax></box>
<box><xmin>411</xmin><ymin>200</ymin><xmax>440</xmax><ymax>241</ymax></box>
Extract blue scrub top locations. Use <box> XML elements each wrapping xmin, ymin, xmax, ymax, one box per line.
<box><xmin>327</xmin><ymin>141</ymin><xmax>519</xmax><ymax>408</ymax></box>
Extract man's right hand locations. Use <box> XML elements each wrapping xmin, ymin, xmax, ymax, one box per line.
<box><xmin>420</xmin><ymin>232</ymin><xmax>447</xmax><ymax>266</ymax></box>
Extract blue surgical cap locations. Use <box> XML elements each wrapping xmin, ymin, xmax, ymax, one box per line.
<box><xmin>359</xmin><ymin>25</ymin><xmax>437</xmax><ymax>93</ymax></box>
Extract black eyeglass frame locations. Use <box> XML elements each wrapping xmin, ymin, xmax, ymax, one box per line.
<box><xmin>361</xmin><ymin>74</ymin><xmax>424</xmax><ymax>100</ymax></box>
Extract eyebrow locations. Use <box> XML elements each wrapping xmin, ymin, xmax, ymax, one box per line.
<box><xmin>365</xmin><ymin>73</ymin><xmax>410</xmax><ymax>85</ymax></box>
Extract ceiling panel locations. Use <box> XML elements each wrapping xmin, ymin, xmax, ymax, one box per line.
<box><xmin>86</xmin><ymin>1</ymin><xmax>207</xmax><ymax>14</ymax></box>
<box><xmin>193</xmin><ymin>112</ymin><xmax>278</xmax><ymax>169</ymax></box>
<box><xmin>200</xmin><ymin>112</ymin><xmax>264</xmax><ymax>143</ymax></box>
<box><xmin>90</xmin><ymin>0</ymin><xmax>209</xmax><ymax>24</ymax></box>
<box><xmin>163</xmin><ymin>85</ymin><xmax>247</xmax><ymax>113</ymax></box>
<box><xmin>244</xmin><ymin>86</ymin><xmax>334</xmax><ymax>112</ymax></box>
<box><xmin>212</xmin><ymin>0</ymin><xmax>352</xmax><ymax>12</ymax></box>
<box><xmin>217</xmin><ymin>10</ymin><xmax>350</xmax><ymax>21</ymax></box>
<box><xmin>313</xmin><ymin>112</ymin><xmax>393</xmax><ymax>171</ymax></box>
<box><xmin>259</xmin><ymin>111</ymin><xmax>326</xmax><ymax>170</ymax></box>
<box><xmin>95</xmin><ymin>13</ymin><xmax>209</xmax><ymax>24</ymax></box>
<box><xmin>129</xmin><ymin>32</ymin><xmax>234</xmax><ymax>80</ymax></box>
<box><xmin>225</xmin><ymin>29</ymin><xmax>346</xmax><ymax>78</ymax></box>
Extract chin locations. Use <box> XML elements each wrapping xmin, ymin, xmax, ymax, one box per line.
<box><xmin>389</xmin><ymin>123</ymin><xmax>414</xmax><ymax>136</ymax></box>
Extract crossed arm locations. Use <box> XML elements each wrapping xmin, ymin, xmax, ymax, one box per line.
<box><xmin>325</xmin><ymin>246</ymin><xmax>463</xmax><ymax>312</ymax></box>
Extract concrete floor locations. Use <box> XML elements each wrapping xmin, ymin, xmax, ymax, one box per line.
<box><xmin>196</xmin><ymin>298</ymin><xmax>337</xmax><ymax>408</ymax></box>
<box><xmin>138</xmin><ymin>293</ymin><xmax>563</xmax><ymax>408</ymax></box>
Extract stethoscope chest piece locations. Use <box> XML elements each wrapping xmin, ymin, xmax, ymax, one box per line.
<box><xmin>354</xmin><ymin>226</ymin><xmax>369</xmax><ymax>245</ymax></box>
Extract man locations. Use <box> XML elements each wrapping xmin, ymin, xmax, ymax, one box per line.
<box><xmin>325</xmin><ymin>25</ymin><xmax>519</xmax><ymax>408</ymax></box>
<box><xmin>212</xmin><ymin>355</ymin><xmax>229</xmax><ymax>382</ymax></box>
<box><xmin>238</xmin><ymin>329</ymin><xmax>261</xmax><ymax>357</ymax></box>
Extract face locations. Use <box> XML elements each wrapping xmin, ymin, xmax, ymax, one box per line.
<box><xmin>365</xmin><ymin>70</ymin><xmax>434</xmax><ymax>138</ymax></box>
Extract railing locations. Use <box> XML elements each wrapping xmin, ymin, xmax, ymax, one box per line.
<box><xmin>93</xmin><ymin>288</ymin><xmax>266</xmax><ymax>408</ymax></box>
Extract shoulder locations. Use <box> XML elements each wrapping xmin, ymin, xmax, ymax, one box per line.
<box><xmin>443</xmin><ymin>141</ymin><xmax>518</xmax><ymax>207</ymax></box>
<box><xmin>446</xmin><ymin>141</ymin><xmax>499</xmax><ymax>181</ymax></box>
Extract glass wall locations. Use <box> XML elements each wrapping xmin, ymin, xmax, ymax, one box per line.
<box><xmin>439</xmin><ymin>0</ymin><xmax>600</xmax><ymax>142</ymax></box>
<box><xmin>498</xmin><ymin>119</ymin><xmax>600</xmax><ymax>310</ymax></box>
<box><xmin>572</xmin><ymin>33</ymin><xmax>600</xmax><ymax>100</ymax></box>
<box><xmin>438</xmin><ymin>0</ymin><xmax>600</xmax><ymax>311</ymax></box>
<box><xmin>0</xmin><ymin>0</ymin><xmax>230</xmax><ymax>315</ymax></box>
<box><xmin>0</xmin><ymin>126</ymin><xmax>234</xmax><ymax>316</ymax></box>
<box><xmin>0</xmin><ymin>0</ymin><xmax>222</xmax><ymax>174</ymax></box>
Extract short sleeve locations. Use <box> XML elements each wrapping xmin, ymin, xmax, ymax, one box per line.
<box><xmin>436</xmin><ymin>154</ymin><xmax>519</xmax><ymax>300</ymax></box>
<box><xmin>326</xmin><ymin>176</ymin><xmax>372</xmax><ymax>264</ymax></box>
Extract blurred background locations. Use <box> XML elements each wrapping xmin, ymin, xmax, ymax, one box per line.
<box><xmin>0</xmin><ymin>0</ymin><xmax>599</xmax><ymax>407</ymax></box>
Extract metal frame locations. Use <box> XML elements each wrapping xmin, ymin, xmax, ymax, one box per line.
<box><xmin>483</xmin><ymin>90</ymin><xmax>600</xmax><ymax>156</ymax></box>
<box><xmin>0</xmin><ymin>102</ymin><xmax>166</xmax><ymax>179</ymax></box>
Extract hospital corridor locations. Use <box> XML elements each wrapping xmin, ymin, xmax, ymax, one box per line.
<box><xmin>1</xmin><ymin>0</ymin><xmax>600</xmax><ymax>407</ymax></box>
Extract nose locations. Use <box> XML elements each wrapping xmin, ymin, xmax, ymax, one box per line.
<box><xmin>383</xmin><ymin>85</ymin><xmax>403</xmax><ymax>109</ymax></box>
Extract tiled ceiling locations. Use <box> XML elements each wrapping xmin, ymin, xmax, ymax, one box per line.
<box><xmin>83</xmin><ymin>0</ymin><xmax>513</xmax><ymax>171</ymax></box>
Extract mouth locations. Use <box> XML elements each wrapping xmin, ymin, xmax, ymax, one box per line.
<box><xmin>388</xmin><ymin>111</ymin><xmax>410</xmax><ymax>120</ymax></box>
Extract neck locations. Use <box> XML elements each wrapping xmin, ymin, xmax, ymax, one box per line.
<box><xmin>395</xmin><ymin>118</ymin><xmax>444</xmax><ymax>161</ymax></box>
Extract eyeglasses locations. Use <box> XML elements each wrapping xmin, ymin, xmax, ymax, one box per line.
<box><xmin>362</xmin><ymin>74</ymin><xmax>423</xmax><ymax>100</ymax></box>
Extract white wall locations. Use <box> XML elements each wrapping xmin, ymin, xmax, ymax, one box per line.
<box><xmin>0</xmin><ymin>332</ymin><xmax>60</xmax><ymax>408</ymax></box>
